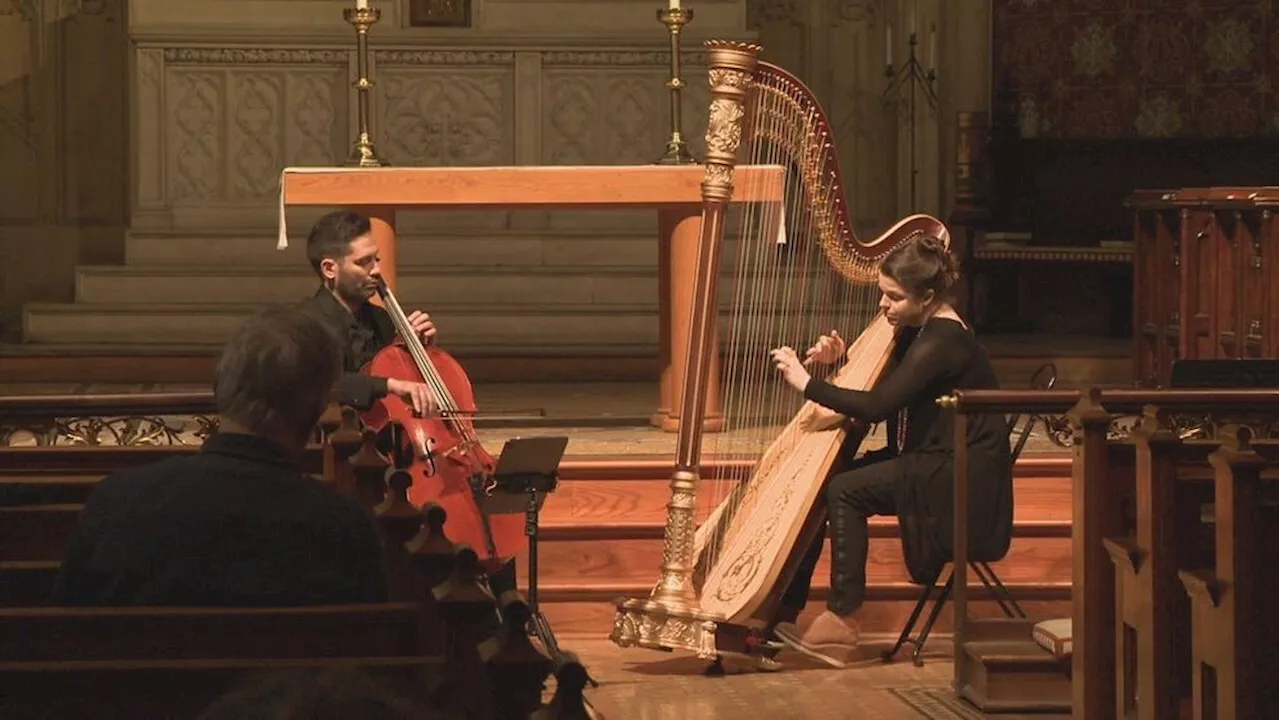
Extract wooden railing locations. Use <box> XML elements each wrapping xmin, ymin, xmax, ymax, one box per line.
<box><xmin>946</xmin><ymin>387</ymin><xmax>1278</xmax><ymax>720</ymax></box>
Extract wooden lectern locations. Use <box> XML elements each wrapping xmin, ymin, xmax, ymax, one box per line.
<box><xmin>278</xmin><ymin>165</ymin><xmax>786</xmax><ymax>433</ymax></box>
<box><xmin>1126</xmin><ymin>186</ymin><xmax>1279</xmax><ymax>387</ymax></box>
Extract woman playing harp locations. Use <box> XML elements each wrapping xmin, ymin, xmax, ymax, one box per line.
<box><xmin>767</xmin><ymin>236</ymin><xmax>1014</xmax><ymax>668</ymax></box>
<box><xmin>613</xmin><ymin>41</ymin><xmax>998</xmax><ymax>666</ymax></box>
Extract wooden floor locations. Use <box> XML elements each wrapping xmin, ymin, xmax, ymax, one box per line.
<box><xmin>564</xmin><ymin>637</ymin><xmax>1066</xmax><ymax>719</ymax></box>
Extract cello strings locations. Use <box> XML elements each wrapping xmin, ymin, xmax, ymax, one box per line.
<box><xmin>380</xmin><ymin>287</ymin><xmax>456</xmax><ymax>409</ymax></box>
<box><xmin>377</xmin><ymin>284</ymin><xmax>490</xmax><ymax>445</ymax></box>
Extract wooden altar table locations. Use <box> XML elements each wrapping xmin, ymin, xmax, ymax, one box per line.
<box><xmin>278</xmin><ymin>166</ymin><xmax>786</xmax><ymax>433</ymax></box>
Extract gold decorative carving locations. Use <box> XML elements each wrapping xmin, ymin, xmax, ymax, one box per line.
<box><xmin>375</xmin><ymin>50</ymin><xmax>515</xmax><ymax>65</ymax></box>
<box><xmin>699</xmin><ymin>42</ymin><xmax>758</xmax><ymax>203</ymax></box>
<box><xmin>610</xmin><ymin>600</ymin><xmax>720</xmax><ymax>660</ymax></box>
<box><xmin>1047</xmin><ymin>414</ymin><xmax>1142</xmax><ymax>446</ymax></box>
<box><xmin>162</xmin><ymin>48</ymin><xmax>346</xmax><ymax>65</ymax></box>
<box><xmin>702</xmin><ymin>163</ymin><xmax>733</xmax><ymax>190</ymax></box>
<box><xmin>1</xmin><ymin>415</ymin><xmax>218</xmax><ymax>447</ymax></box>
<box><xmin>1044</xmin><ymin>407</ymin><xmax>1278</xmax><ymax>448</ymax></box>
<box><xmin>541</xmin><ymin>51</ymin><xmax>705</xmax><ymax>67</ymax></box>
<box><xmin>149</xmin><ymin>46</ymin><xmax>711</xmax><ymax>68</ymax></box>
<box><xmin>704</xmin><ymin>98</ymin><xmax>744</xmax><ymax>156</ymax></box>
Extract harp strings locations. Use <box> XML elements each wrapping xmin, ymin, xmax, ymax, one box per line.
<box><xmin>695</xmin><ymin>69</ymin><xmax>884</xmax><ymax>573</ymax></box>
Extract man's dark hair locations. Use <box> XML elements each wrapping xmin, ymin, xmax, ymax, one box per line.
<box><xmin>306</xmin><ymin>210</ymin><xmax>372</xmax><ymax>275</ymax></box>
<box><xmin>214</xmin><ymin>306</ymin><xmax>343</xmax><ymax>443</ymax></box>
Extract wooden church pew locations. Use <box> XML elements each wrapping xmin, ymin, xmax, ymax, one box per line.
<box><xmin>0</xmin><ymin>657</ymin><xmax>440</xmax><ymax>720</ymax></box>
<box><xmin>1179</xmin><ymin>429</ymin><xmax>1279</xmax><ymax>719</ymax></box>
<box><xmin>0</xmin><ymin>394</ymin><xmax>572</xmax><ymax>718</ymax></box>
<box><xmin>0</xmin><ymin>504</ymin><xmax>79</xmax><ymax>562</ymax></box>
<box><xmin>0</xmin><ymin>603</ymin><xmax>442</xmax><ymax>718</ymax></box>
<box><xmin>0</xmin><ymin>603</ymin><xmax>433</xmax><ymax>662</ymax></box>
<box><xmin>1102</xmin><ymin>417</ymin><xmax>1221</xmax><ymax>720</ymax></box>
<box><xmin>946</xmin><ymin>388</ymin><xmax>1276</xmax><ymax>718</ymax></box>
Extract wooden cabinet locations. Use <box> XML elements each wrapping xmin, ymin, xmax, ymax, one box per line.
<box><xmin>1128</xmin><ymin>187</ymin><xmax>1279</xmax><ymax>387</ymax></box>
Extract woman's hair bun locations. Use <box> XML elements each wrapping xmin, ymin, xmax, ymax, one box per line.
<box><xmin>918</xmin><ymin>234</ymin><xmax>960</xmax><ymax>292</ymax></box>
<box><xmin>880</xmin><ymin>229</ymin><xmax>963</xmax><ymax>300</ymax></box>
<box><xmin>917</xmin><ymin>234</ymin><xmax>947</xmax><ymax>256</ymax></box>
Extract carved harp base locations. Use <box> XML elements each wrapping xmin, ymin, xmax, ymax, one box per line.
<box><xmin>610</xmin><ymin>597</ymin><xmax>724</xmax><ymax>660</ymax></box>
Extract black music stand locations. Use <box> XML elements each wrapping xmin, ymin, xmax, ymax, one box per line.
<box><xmin>487</xmin><ymin>436</ymin><xmax>597</xmax><ymax>687</ymax></box>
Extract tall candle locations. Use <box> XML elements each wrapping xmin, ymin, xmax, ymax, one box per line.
<box><xmin>669</xmin><ymin>0</ymin><xmax>680</xmax><ymax>9</ymax></box>
<box><xmin>357</xmin><ymin>0</ymin><xmax>368</xmax><ymax>8</ymax></box>
<box><xmin>885</xmin><ymin>23</ymin><xmax>892</xmax><ymax>66</ymax></box>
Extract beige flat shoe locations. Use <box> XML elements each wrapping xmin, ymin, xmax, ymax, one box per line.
<box><xmin>773</xmin><ymin>614</ymin><xmax>860</xmax><ymax>669</ymax></box>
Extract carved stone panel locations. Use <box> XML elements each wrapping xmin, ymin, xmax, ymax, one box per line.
<box><xmin>159</xmin><ymin>49</ymin><xmax>348</xmax><ymax>205</ymax></box>
<box><xmin>541</xmin><ymin>51</ymin><xmax>708</xmax><ymax>166</ymax></box>
<box><xmin>377</xmin><ymin>66</ymin><xmax>515</xmax><ymax>166</ymax></box>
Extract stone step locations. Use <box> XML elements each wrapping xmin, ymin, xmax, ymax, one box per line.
<box><xmin>23</xmin><ymin>300</ymin><xmax>872</xmax><ymax>350</ymax></box>
<box><xmin>123</xmin><ymin>230</ymin><xmax>661</xmax><ymax>269</ymax></box>
<box><xmin>73</xmin><ymin>265</ymin><xmax>656</xmax><ymax>307</ymax></box>
<box><xmin>23</xmin><ymin>302</ymin><xmax>657</xmax><ymax>351</ymax></box>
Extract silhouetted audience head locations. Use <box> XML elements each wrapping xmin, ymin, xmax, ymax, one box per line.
<box><xmin>198</xmin><ymin>666</ymin><xmax>431</xmax><ymax>719</ymax></box>
<box><xmin>213</xmin><ymin>306</ymin><xmax>342</xmax><ymax>451</ymax></box>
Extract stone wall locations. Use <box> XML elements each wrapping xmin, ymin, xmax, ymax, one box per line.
<box><xmin>0</xmin><ymin>0</ymin><xmax>994</xmax><ymax>342</ymax></box>
<box><xmin>0</xmin><ymin>0</ymin><xmax>128</xmax><ymax>338</ymax></box>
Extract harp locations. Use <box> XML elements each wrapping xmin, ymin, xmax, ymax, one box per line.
<box><xmin>610</xmin><ymin>41</ymin><xmax>949</xmax><ymax>660</ymax></box>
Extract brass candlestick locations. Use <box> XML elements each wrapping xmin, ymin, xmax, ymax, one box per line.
<box><xmin>344</xmin><ymin>5</ymin><xmax>386</xmax><ymax>167</ymax></box>
<box><xmin>656</xmin><ymin>7</ymin><xmax>696</xmax><ymax>165</ymax></box>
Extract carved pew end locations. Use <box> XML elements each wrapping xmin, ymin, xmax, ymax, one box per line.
<box><xmin>431</xmin><ymin>545</ymin><xmax>502</xmax><ymax>716</ymax></box>
<box><xmin>406</xmin><ymin>503</ymin><xmax>456</xmax><ymax>590</ymax></box>
<box><xmin>350</xmin><ymin>427</ymin><xmax>391</xmax><ymax>511</ymax></box>
<box><xmin>478</xmin><ymin>591</ymin><xmax>553</xmax><ymax>719</ymax></box>
<box><xmin>532</xmin><ymin>650</ymin><xmax>596</xmax><ymax>720</ymax></box>
<box><xmin>433</xmin><ymin>545</ymin><xmax>495</xmax><ymax>606</ymax></box>
<box><xmin>375</xmin><ymin>468</ymin><xmax>423</xmax><ymax>542</ymax></box>
<box><xmin>432</xmin><ymin>545</ymin><xmax>501</xmax><ymax>657</ymax></box>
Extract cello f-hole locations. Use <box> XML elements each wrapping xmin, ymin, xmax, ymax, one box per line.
<box><xmin>412</xmin><ymin>426</ymin><xmax>438</xmax><ymax>476</ymax></box>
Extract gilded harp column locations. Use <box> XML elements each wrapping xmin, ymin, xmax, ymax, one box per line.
<box><xmin>610</xmin><ymin>40</ymin><xmax>761</xmax><ymax>659</ymax></box>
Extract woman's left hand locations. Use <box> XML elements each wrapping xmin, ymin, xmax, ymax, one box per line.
<box><xmin>770</xmin><ymin>346</ymin><xmax>811</xmax><ymax>392</ymax></box>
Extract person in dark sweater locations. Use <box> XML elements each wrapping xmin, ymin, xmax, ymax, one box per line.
<box><xmin>51</xmin><ymin>307</ymin><xmax>390</xmax><ymax>606</ymax></box>
<box><xmin>297</xmin><ymin>210</ymin><xmax>437</xmax><ymax>415</ymax></box>
<box><xmin>767</xmin><ymin>234</ymin><xmax>1013</xmax><ymax>667</ymax></box>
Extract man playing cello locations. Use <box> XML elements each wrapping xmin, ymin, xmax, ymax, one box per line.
<box><xmin>299</xmin><ymin>211</ymin><xmax>437</xmax><ymax>415</ymax></box>
<box><xmin>297</xmin><ymin>210</ymin><xmax>520</xmax><ymax>599</ymax></box>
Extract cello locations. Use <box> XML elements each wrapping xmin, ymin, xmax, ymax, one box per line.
<box><xmin>358</xmin><ymin>278</ymin><xmax>526</xmax><ymax>571</ymax></box>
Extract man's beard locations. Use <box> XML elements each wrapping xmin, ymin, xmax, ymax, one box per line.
<box><xmin>335</xmin><ymin>274</ymin><xmax>374</xmax><ymax>304</ymax></box>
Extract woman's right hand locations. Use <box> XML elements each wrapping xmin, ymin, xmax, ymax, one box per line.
<box><xmin>803</xmin><ymin>330</ymin><xmax>846</xmax><ymax>366</ymax></box>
